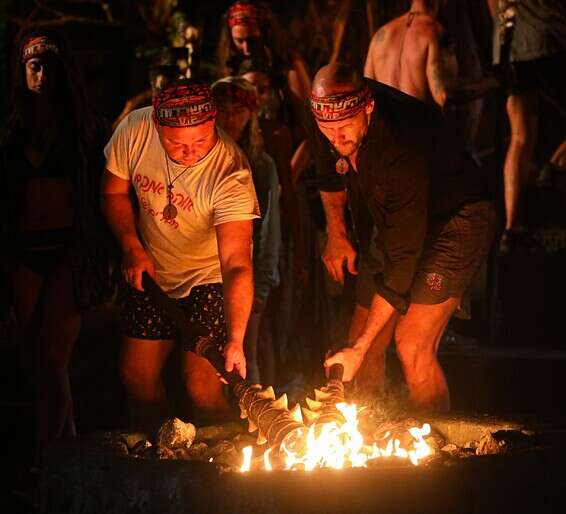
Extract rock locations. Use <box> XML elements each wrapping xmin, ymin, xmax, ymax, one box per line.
<box><xmin>156</xmin><ymin>418</ymin><xmax>196</xmax><ymax>460</ymax></box>
<box><xmin>120</xmin><ymin>431</ymin><xmax>149</xmax><ymax>450</ymax></box>
<box><xmin>194</xmin><ymin>423</ymin><xmax>243</xmax><ymax>443</ymax></box>
<box><xmin>187</xmin><ymin>442</ymin><xmax>209</xmax><ymax>460</ymax></box>
<box><xmin>476</xmin><ymin>430</ymin><xmax>536</xmax><ymax>456</ymax></box>
<box><xmin>476</xmin><ymin>432</ymin><xmax>504</xmax><ymax>455</ymax></box>
<box><xmin>131</xmin><ymin>440</ymin><xmax>152</xmax><ymax>458</ymax></box>
<box><xmin>441</xmin><ymin>443</ymin><xmax>460</xmax><ymax>455</ymax></box>
<box><xmin>207</xmin><ymin>440</ymin><xmax>240</xmax><ymax>471</ymax></box>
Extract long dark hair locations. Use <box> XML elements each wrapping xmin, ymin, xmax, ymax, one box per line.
<box><xmin>1</xmin><ymin>29</ymin><xmax>98</xmax><ymax>155</ymax></box>
<box><xmin>216</xmin><ymin>0</ymin><xmax>291</xmax><ymax>79</ymax></box>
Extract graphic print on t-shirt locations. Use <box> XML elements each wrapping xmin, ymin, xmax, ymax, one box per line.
<box><xmin>132</xmin><ymin>172</ymin><xmax>194</xmax><ymax>230</ymax></box>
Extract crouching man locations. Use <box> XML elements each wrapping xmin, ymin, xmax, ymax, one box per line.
<box><xmin>102</xmin><ymin>81</ymin><xmax>259</xmax><ymax>431</ymax></box>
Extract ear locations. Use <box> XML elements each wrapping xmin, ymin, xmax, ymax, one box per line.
<box><xmin>365</xmin><ymin>99</ymin><xmax>375</xmax><ymax>117</ymax></box>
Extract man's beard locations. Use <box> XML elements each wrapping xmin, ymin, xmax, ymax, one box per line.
<box><xmin>335</xmin><ymin>124</ymin><xmax>368</xmax><ymax>157</ymax></box>
<box><xmin>336</xmin><ymin>139</ymin><xmax>361</xmax><ymax>157</ymax></box>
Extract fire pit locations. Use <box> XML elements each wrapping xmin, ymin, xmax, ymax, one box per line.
<box><xmin>44</xmin><ymin>414</ymin><xmax>566</xmax><ymax>514</ymax></box>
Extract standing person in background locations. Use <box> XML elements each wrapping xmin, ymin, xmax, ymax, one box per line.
<box><xmin>217</xmin><ymin>0</ymin><xmax>312</xmax><ymax>184</ymax></box>
<box><xmin>487</xmin><ymin>0</ymin><xmax>566</xmax><ymax>252</ymax></box>
<box><xmin>102</xmin><ymin>81</ymin><xmax>258</xmax><ymax>433</ymax></box>
<box><xmin>212</xmin><ymin>76</ymin><xmax>281</xmax><ymax>385</ymax></box>
<box><xmin>364</xmin><ymin>0</ymin><xmax>456</xmax><ymax>108</ymax></box>
<box><xmin>0</xmin><ymin>30</ymin><xmax>113</xmax><ymax>458</ymax></box>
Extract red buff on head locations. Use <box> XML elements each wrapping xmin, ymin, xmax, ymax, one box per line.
<box><xmin>211</xmin><ymin>78</ymin><xmax>258</xmax><ymax>111</ymax></box>
<box><xmin>21</xmin><ymin>36</ymin><xmax>60</xmax><ymax>62</ymax></box>
<box><xmin>310</xmin><ymin>85</ymin><xmax>372</xmax><ymax>122</ymax></box>
<box><xmin>227</xmin><ymin>1</ymin><xmax>265</xmax><ymax>29</ymax></box>
<box><xmin>153</xmin><ymin>83</ymin><xmax>217</xmax><ymax>127</ymax></box>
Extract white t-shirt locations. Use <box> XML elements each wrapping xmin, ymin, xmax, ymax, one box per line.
<box><xmin>104</xmin><ymin>106</ymin><xmax>260</xmax><ymax>298</ymax></box>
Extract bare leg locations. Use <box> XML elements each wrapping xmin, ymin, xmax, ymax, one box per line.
<box><xmin>349</xmin><ymin>303</ymin><xmax>397</xmax><ymax>397</ymax></box>
<box><xmin>12</xmin><ymin>263</ymin><xmax>44</xmax><ymax>391</ymax></box>
<box><xmin>394</xmin><ymin>297</ymin><xmax>460</xmax><ymax>412</ymax></box>
<box><xmin>550</xmin><ymin>138</ymin><xmax>566</xmax><ymax>169</ymax></box>
<box><xmin>503</xmin><ymin>92</ymin><xmax>538</xmax><ymax>230</ymax></box>
<box><xmin>119</xmin><ymin>337</ymin><xmax>175</xmax><ymax>434</ymax></box>
<box><xmin>39</xmin><ymin>261</ymin><xmax>81</xmax><ymax>442</ymax></box>
<box><xmin>181</xmin><ymin>350</ymin><xmax>230</xmax><ymax>414</ymax></box>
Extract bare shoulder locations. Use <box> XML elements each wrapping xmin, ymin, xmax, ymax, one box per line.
<box><xmin>417</xmin><ymin>17</ymin><xmax>444</xmax><ymax>43</ymax></box>
<box><xmin>371</xmin><ymin>15</ymin><xmax>404</xmax><ymax>45</ymax></box>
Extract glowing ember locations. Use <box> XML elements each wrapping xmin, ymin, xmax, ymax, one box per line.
<box><xmin>239</xmin><ymin>403</ymin><xmax>434</xmax><ymax>472</ymax></box>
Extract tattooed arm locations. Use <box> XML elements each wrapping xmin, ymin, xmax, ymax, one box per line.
<box><xmin>426</xmin><ymin>28</ymin><xmax>457</xmax><ymax>108</ymax></box>
<box><xmin>364</xmin><ymin>27</ymin><xmax>386</xmax><ymax>80</ymax></box>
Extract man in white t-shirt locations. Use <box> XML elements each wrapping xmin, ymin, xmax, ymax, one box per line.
<box><xmin>101</xmin><ymin>81</ymin><xmax>259</xmax><ymax>431</ymax></box>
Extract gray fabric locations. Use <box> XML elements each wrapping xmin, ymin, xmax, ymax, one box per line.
<box><xmin>493</xmin><ymin>0</ymin><xmax>566</xmax><ymax>63</ymax></box>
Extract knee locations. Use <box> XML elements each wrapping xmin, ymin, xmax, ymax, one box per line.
<box><xmin>119</xmin><ymin>359</ymin><xmax>160</xmax><ymax>392</ymax></box>
<box><xmin>394</xmin><ymin>322</ymin><xmax>432</xmax><ymax>371</ymax></box>
<box><xmin>183</xmin><ymin>364</ymin><xmax>225</xmax><ymax>409</ymax></box>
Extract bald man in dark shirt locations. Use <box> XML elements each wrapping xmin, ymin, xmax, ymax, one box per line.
<box><xmin>309</xmin><ymin>63</ymin><xmax>493</xmax><ymax>411</ymax></box>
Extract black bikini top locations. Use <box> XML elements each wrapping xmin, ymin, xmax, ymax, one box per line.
<box><xmin>13</xmin><ymin>138</ymin><xmax>75</xmax><ymax>183</ymax></box>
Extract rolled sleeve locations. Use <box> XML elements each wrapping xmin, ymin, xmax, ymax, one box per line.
<box><xmin>373</xmin><ymin>153</ymin><xmax>429</xmax><ymax>314</ymax></box>
<box><xmin>213</xmin><ymin>168</ymin><xmax>260</xmax><ymax>226</ymax></box>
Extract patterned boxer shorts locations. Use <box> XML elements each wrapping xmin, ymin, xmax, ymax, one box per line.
<box><xmin>121</xmin><ymin>282</ymin><xmax>227</xmax><ymax>344</ymax></box>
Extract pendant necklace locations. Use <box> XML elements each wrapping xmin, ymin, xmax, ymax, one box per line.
<box><xmin>163</xmin><ymin>153</ymin><xmax>191</xmax><ymax>220</ymax></box>
<box><xmin>335</xmin><ymin>157</ymin><xmax>350</xmax><ymax>175</ymax></box>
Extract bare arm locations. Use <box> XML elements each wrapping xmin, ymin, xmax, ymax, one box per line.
<box><xmin>216</xmin><ymin>219</ymin><xmax>254</xmax><ymax>378</ymax></box>
<box><xmin>486</xmin><ymin>0</ymin><xmax>498</xmax><ymax>17</ymax></box>
<box><xmin>325</xmin><ymin>293</ymin><xmax>396</xmax><ymax>381</ymax></box>
<box><xmin>426</xmin><ymin>30</ymin><xmax>457</xmax><ymax>108</ymax></box>
<box><xmin>101</xmin><ymin>170</ymin><xmax>155</xmax><ymax>291</ymax></box>
<box><xmin>364</xmin><ymin>27</ymin><xmax>385</xmax><ymax>80</ymax></box>
<box><xmin>320</xmin><ymin>190</ymin><xmax>358</xmax><ymax>284</ymax></box>
<box><xmin>287</xmin><ymin>56</ymin><xmax>312</xmax><ymax>102</ymax></box>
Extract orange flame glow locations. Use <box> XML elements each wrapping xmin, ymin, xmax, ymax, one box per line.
<box><xmin>239</xmin><ymin>403</ymin><xmax>434</xmax><ymax>472</ymax></box>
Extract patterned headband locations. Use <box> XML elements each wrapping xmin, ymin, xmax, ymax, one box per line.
<box><xmin>227</xmin><ymin>2</ymin><xmax>265</xmax><ymax>29</ymax></box>
<box><xmin>153</xmin><ymin>83</ymin><xmax>217</xmax><ymax>127</ymax></box>
<box><xmin>21</xmin><ymin>36</ymin><xmax>60</xmax><ymax>62</ymax></box>
<box><xmin>211</xmin><ymin>81</ymin><xmax>258</xmax><ymax>111</ymax></box>
<box><xmin>310</xmin><ymin>85</ymin><xmax>372</xmax><ymax>122</ymax></box>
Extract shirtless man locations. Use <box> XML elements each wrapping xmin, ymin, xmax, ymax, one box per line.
<box><xmin>364</xmin><ymin>0</ymin><xmax>455</xmax><ymax>107</ymax></box>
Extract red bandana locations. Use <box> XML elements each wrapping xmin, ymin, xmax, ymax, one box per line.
<box><xmin>21</xmin><ymin>36</ymin><xmax>60</xmax><ymax>62</ymax></box>
<box><xmin>227</xmin><ymin>2</ymin><xmax>265</xmax><ymax>29</ymax></box>
<box><xmin>153</xmin><ymin>83</ymin><xmax>217</xmax><ymax>127</ymax></box>
<box><xmin>212</xmin><ymin>80</ymin><xmax>258</xmax><ymax>111</ymax></box>
<box><xmin>310</xmin><ymin>85</ymin><xmax>372</xmax><ymax>122</ymax></box>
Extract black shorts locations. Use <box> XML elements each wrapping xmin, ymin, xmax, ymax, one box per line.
<box><xmin>507</xmin><ymin>53</ymin><xmax>566</xmax><ymax>116</ymax></box>
<box><xmin>121</xmin><ymin>282</ymin><xmax>227</xmax><ymax>344</ymax></box>
<box><xmin>356</xmin><ymin>201</ymin><xmax>495</xmax><ymax>308</ymax></box>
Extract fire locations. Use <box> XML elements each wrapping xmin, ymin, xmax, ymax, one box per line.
<box><xmin>239</xmin><ymin>402</ymin><xmax>434</xmax><ymax>472</ymax></box>
<box><xmin>240</xmin><ymin>445</ymin><xmax>253</xmax><ymax>472</ymax></box>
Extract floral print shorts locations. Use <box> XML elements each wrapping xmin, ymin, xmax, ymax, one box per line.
<box><xmin>121</xmin><ymin>283</ymin><xmax>227</xmax><ymax>345</ymax></box>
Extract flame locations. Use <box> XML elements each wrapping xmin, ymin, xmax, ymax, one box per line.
<box><xmin>240</xmin><ymin>445</ymin><xmax>253</xmax><ymax>472</ymax></box>
<box><xmin>263</xmin><ymin>448</ymin><xmax>273</xmax><ymax>471</ymax></box>
<box><xmin>239</xmin><ymin>402</ymin><xmax>434</xmax><ymax>472</ymax></box>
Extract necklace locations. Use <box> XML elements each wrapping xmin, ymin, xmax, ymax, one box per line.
<box><xmin>163</xmin><ymin>153</ymin><xmax>191</xmax><ymax>220</ymax></box>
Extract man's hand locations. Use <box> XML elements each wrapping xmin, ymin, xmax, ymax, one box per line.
<box><xmin>324</xmin><ymin>346</ymin><xmax>365</xmax><ymax>382</ymax></box>
<box><xmin>322</xmin><ymin>234</ymin><xmax>358</xmax><ymax>285</ymax></box>
<box><xmin>224</xmin><ymin>340</ymin><xmax>247</xmax><ymax>379</ymax></box>
<box><xmin>122</xmin><ymin>246</ymin><xmax>156</xmax><ymax>291</ymax></box>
